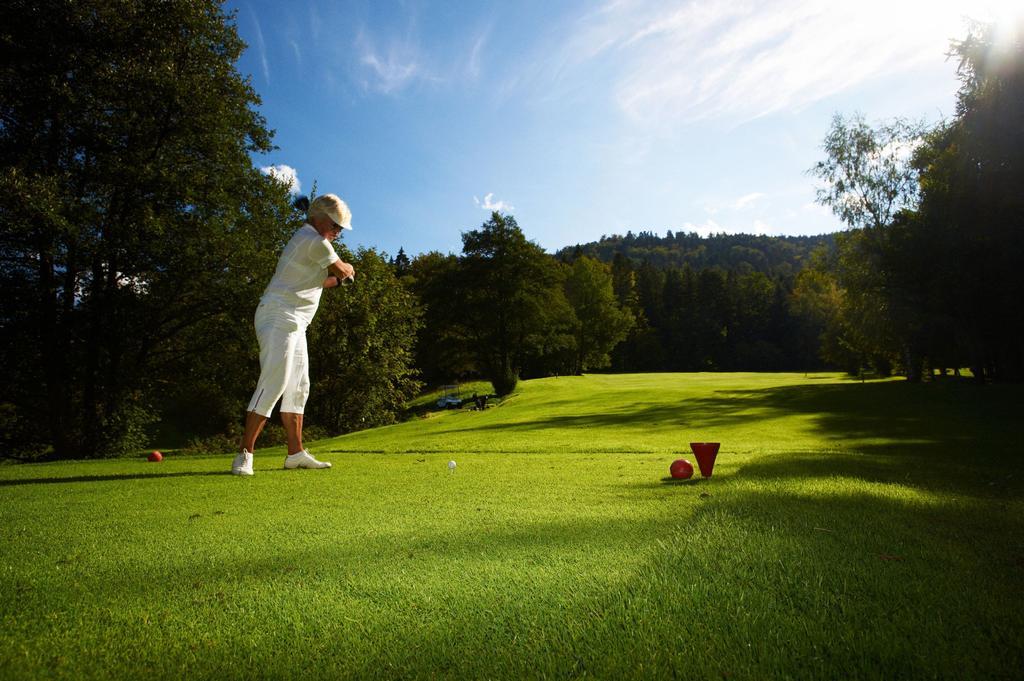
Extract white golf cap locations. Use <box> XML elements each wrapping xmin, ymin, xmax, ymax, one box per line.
<box><xmin>308</xmin><ymin>193</ymin><xmax>353</xmax><ymax>230</ymax></box>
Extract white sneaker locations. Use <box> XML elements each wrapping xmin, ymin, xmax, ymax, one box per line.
<box><xmin>284</xmin><ymin>450</ymin><xmax>331</xmax><ymax>469</ymax></box>
<box><xmin>231</xmin><ymin>449</ymin><xmax>254</xmax><ymax>476</ymax></box>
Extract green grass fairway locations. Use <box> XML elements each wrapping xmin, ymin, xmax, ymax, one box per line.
<box><xmin>2</xmin><ymin>373</ymin><xmax>1022</xmax><ymax>679</ymax></box>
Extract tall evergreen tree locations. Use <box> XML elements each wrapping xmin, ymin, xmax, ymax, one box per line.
<box><xmin>392</xmin><ymin>247</ymin><xmax>411</xmax><ymax>278</ymax></box>
<box><xmin>661</xmin><ymin>267</ymin><xmax>698</xmax><ymax>370</ymax></box>
<box><xmin>632</xmin><ymin>261</ymin><xmax>667</xmax><ymax>370</ymax></box>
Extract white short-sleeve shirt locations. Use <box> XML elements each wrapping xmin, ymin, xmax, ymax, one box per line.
<box><xmin>259</xmin><ymin>224</ymin><xmax>341</xmax><ymax>326</ymax></box>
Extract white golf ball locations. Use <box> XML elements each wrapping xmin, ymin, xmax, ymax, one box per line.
<box><xmin>448</xmin><ymin>460</ymin><xmax>457</xmax><ymax>471</ymax></box>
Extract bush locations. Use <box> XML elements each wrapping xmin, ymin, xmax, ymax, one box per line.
<box><xmin>490</xmin><ymin>368</ymin><xmax>518</xmax><ymax>397</ymax></box>
<box><xmin>0</xmin><ymin>402</ymin><xmax>50</xmax><ymax>461</ymax></box>
<box><xmin>181</xmin><ymin>420</ymin><xmax>331</xmax><ymax>456</ymax></box>
<box><xmin>97</xmin><ymin>397</ymin><xmax>157</xmax><ymax>458</ymax></box>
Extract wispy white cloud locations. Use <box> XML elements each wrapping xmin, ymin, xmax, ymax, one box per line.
<box><xmin>801</xmin><ymin>200</ymin><xmax>830</xmax><ymax>215</ymax></box>
<box><xmin>308</xmin><ymin>2</ymin><xmax>321</xmax><ymax>44</ymax></box>
<box><xmin>356</xmin><ymin>28</ymin><xmax>425</xmax><ymax>94</ymax></box>
<box><xmin>702</xmin><ymin>202</ymin><xmax>720</xmax><ymax>216</ymax></box>
<box><xmin>681</xmin><ymin>216</ymin><xmax>774</xmax><ymax>236</ymax></box>
<box><xmin>733</xmin><ymin>192</ymin><xmax>765</xmax><ymax>210</ymax></box>
<box><xmin>250</xmin><ymin>10</ymin><xmax>270</xmax><ymax>85</ymax></box>
<box><xmin>681</xmin><ymin>218</ymin><xmax>724</xmax><ymax>237</ymax></box>
<box><xmin>700</xmin><ymin>191</ymin><xmax>765</xmax><ymax>216</ymax></box>
<box><xmin>467</xmin><ymin>27</ymin><xmax>490</xmax><ymax>80</ymax></box>
<box><xmin>545</xmin><ymin>0</ymin><xmax>977</xmax><ymax>126</ymax></box>
<box><xmin>474</xmin><ymin>193</ymin><xmax>515</xmax><ymax>212</ymax></box>
<box><xmin>260</xmin><ymin>164</ymin><xmax>301</xmax><ymax>194</ymax></box>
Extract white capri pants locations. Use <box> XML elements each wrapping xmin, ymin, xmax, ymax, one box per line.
<box><xmin>246</xmin><ymin>302</ymin><xmax>310</xmax><ymax>417</ymax></box>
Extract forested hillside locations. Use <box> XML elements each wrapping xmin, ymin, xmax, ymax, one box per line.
<box><xmin>555</xmin><ymin>231</ymin><xmax>835</xmax><ymax>275</ymax></box>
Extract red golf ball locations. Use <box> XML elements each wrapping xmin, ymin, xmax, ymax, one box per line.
<box><xmin>148</xmin><ymin>451</ymin><xmax>163</xmax><ymax>462</ymax></box>
<box><xmin>670</xmin><ymin>459</ymin><xmax>694</xmax><ymax>479</ymax></box>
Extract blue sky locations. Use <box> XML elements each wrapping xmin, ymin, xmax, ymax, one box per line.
<box><xmin>228</xmin><ymin>0</ymin><xmax>1017</xmax><ymax>258</ymax></box>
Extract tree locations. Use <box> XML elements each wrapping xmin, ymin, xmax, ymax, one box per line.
<box><xmin>660</xmin><ymin>267</ymin><xmax>699</xmax><ymax>370</ymax></box>
<box><xmin>790</xmin><ymin>261</ymin><xmax>860</xmax><ymax>373</ymax></box>
<box><xmin>458</xmin><ymin>213</ymin><xmax>565</xmax><ymax>395</ymax></box>
<box><xmin>553</xmin><ymin>232</ymin><xmax>832</xmax><ymax>275</ymax></box>
<box><xmin>0</xmin><ymin>0</ymin><xmax>291</xmax><ymax>457</ymax></box>
<box><xmin>808</xmin><ymin>113</ymin><xmax>930</xmax><ymax>379</ymax></box>
<box><xmin>392</xmin><ymin>247</ymin><xmax>411</xmax><ymax>278</ymax></box>
<box><xmin>728</xmin><ymin>271</ymin><xmax>782</xmax><ymax>370</ymax></box>
<box><xmin>806</xmin><ymin>21</ymin><xmax>1024</xmax><ymax>382</ymax></box>
<box><xmin>911</xmin><ymin>20</ymin><xmax>1024</xmax><ymax>380</ymax></box>
<box><xmin>630</xmin><ymin>261</ymin><xmax>667</xmax><ymax>370</ymax></box>
<box><xmin>562</xmin><ymin>257</ymin><xmax>634</xmax><ymax>374</ymax></box>
<box><xmin>405</xmin><ymin>251</ymin><xmax>476</xmax><ymax>384</ymax></box>
<box><xmin>306</xmin><ymin>247</ymin><xmax>422</xmax><ymax>432</ymax></box>
<box><xmin>694</xmin><ymin>269</ymin><xmax>732</xmax><ymax>369</ymax></box>
<box><xmin>809</xmin><ymin>112</ymin><xmax>927</xmax><ymax>231</ymax></box>
<box><xmin>609</xmin><ymin>253</ymin><xmax>632</xmax><ymax>306</ymax></box>
<box><xmin>608</xmin><ymin>253</ymin><xmax>651</xmax><ymax>371</ymax></box>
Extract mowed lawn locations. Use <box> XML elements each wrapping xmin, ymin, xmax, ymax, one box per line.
<box><xmin>1</xmin><ymin>373</ymin><xmax>1022</xmax><ymax>679</ymax></box>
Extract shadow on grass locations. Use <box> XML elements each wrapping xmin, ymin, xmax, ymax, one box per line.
<box><xmin>659</xmin><ymin>476</ymin><xmax>710</xmax><ymax>486</ymax></box>
<box><xmin>733</xmin><ymin>444</ymin><xmax>1022</xmax><ymax>499</ymax></box>
<box><xmin>429</xmin><ymin>379</ymin><xmax>1023</xmax><ymax>459</ymax></box>
<box><xmin>74</xmin><ymin>472</ymin><xmax>1022</xmax><ymax>679</ymax></box>
<box><xmin>6</xmin><ymin>436</ymin><xmax>1022</xmax><ymax>680</ymax></box>
<box><xmin>611</xmin><ymin>482</ymin><xmax>1023</xmax><ymax>679</ymax></box>
<box><xmin>389</xmin><ymin>469</ymin><xmax>1021</xmax><ymax>677</ymax></box>
<box><xmin>0</xmin><ymin>471</ymin><xmax>232</xmax><ymax>486</ymax></box>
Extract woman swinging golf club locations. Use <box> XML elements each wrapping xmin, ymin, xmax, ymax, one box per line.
<box><xmin>231</xmin><ymin>194</ymin><xmax>355</xmax><ymax>476</ymax></box>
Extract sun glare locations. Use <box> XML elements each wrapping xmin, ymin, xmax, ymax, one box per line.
<box><xmin>983</xmin><ymin>0</ymin><xmax>1024</xmax><ymax>22</ymax></box>
<box><xmin>966</xmin><ymin>0</ymin><xmax>1024</xmax><ymax>64</ymax></box>
<box><xmin>961</xmin><ymin>0</ymin><xmax>1024</xmax><ymax>31</ymax></box>
<box><xmin>911</xmin><ymin>0</ymin><xmax>1024</xmax><ymax>69</ymax></box>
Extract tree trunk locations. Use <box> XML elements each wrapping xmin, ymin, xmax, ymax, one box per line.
<box><xmin>36</xmin><ymin>227</ymin><xmax>70</xmax><ymax>457</ymax></box>
<box><xmin>83</xmin><ymin>256</ymin><xmax>104</xmax><ymax>456</ymax></box>
<box><xmin>903</xmin><ymin>345</ymin><xmax>923</xmax><ymax>383</ymax></box>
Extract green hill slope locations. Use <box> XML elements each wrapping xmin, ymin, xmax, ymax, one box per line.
<box><xmin>327</xmin><ymin>372</ymin><xmax>1010</xmax><ymax>462</ymax></box>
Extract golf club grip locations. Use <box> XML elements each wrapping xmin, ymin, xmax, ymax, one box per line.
<box><xmin>341</xmin><ymin>275</ymin><xmax>354</xmax><ymax>286</ymax></box>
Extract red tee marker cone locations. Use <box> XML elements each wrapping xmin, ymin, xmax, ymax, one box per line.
<box><xmin>689</xmin><ymin>442</ymin><xmax>720</xmax><ymax>477</ymax></box>
<box><xmin>147</xmin><ymin>451</ymin><xmax>163</xmax><ymax>462</ymax></box>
